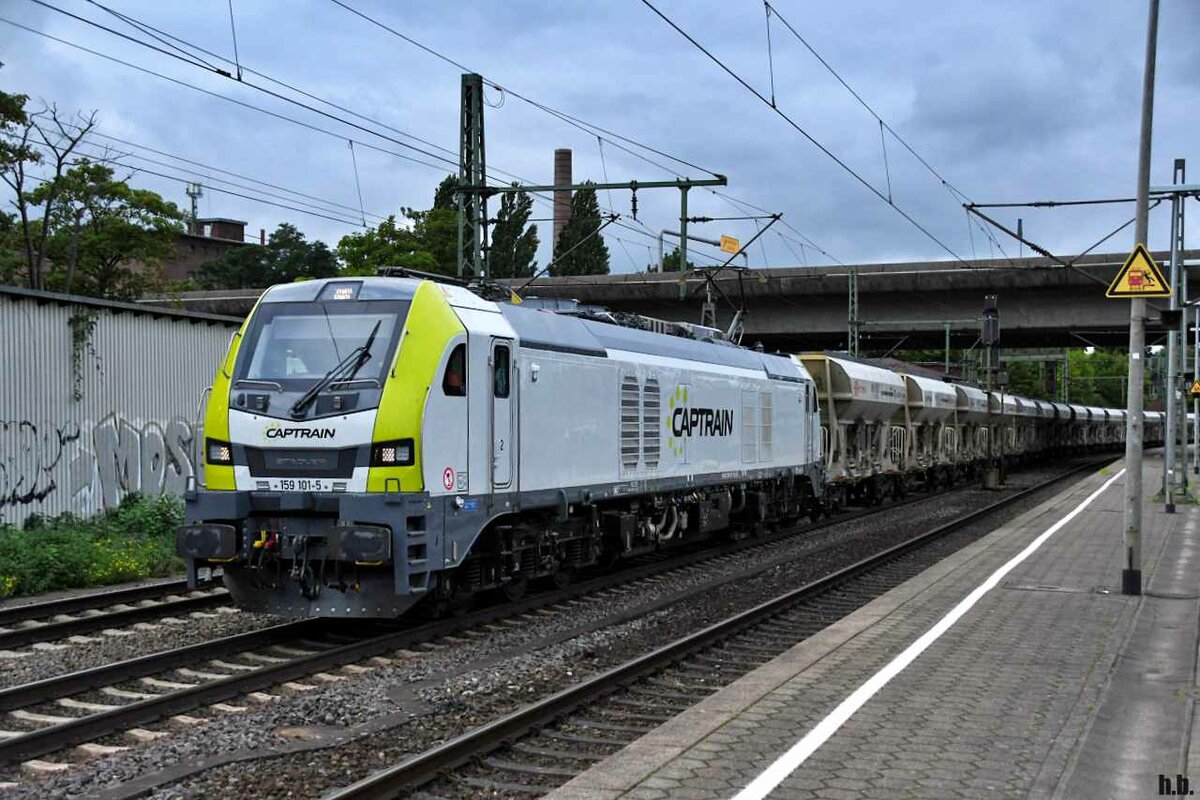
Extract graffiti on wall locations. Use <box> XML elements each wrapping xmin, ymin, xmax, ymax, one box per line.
<box><xmin>0</xmin><ymin>415</ymin><xmax>195</xmax><ymax>513</ymax></box>
<box><xmin>0</xmin><ymin>421</ymin><xmax>81</xmax><ymax>506</ymax></box>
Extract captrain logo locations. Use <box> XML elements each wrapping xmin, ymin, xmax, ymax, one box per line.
<box><xmin>665</xmin><ymin>386</ymin><xmax>733</xmax><ymax>457</ymax></box>
<box><xmin>263</xmin><ymin>423</ymin><xmax>336</xmax><ymax>441</ymax></box>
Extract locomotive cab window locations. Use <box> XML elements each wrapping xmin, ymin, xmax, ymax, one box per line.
<box><xmin>493</xmin><ymin>345</ymin><xmax>510</xmax><ymax>399</ymax></box>
<box><xmin>443</xmin><ymin>343</ymin><xmax>467</xmax><ymax>396</ymax></box>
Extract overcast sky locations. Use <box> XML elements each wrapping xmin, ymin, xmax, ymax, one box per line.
<box><xmin>2</xmin><ymin>0</ymin><xmax>1198</xmax><ymax>273</ymax></box>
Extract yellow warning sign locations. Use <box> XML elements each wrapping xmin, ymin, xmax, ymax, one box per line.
<box><xmin>1190</xmin><ymin>380</ymin><xmax>1200</xmax><ymax>397</ymax></box>
<box><xmin>1106</xmin><ymin>243</ymin><xmax>1171</xmax><ymax>298</ymax></box>
<box><xmin>719</xmin><ymin>235</ymin><xmax>740</xmax><ymax>254</ymax></box>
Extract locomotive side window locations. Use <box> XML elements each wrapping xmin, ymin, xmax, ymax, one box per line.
<box><xmin>493</xmin><ymin>345</ymin><xmax>510</xmax><ymax>399</ymax></box>
<box><xmin>443</xmin><ymin>343</ymin><xmax>467</xmax><ymax>396</ymax></box>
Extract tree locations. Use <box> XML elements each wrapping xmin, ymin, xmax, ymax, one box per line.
<box><xmin>488</xmin><ymin>189</ymin><xmax>538</xmax><ymax>279</ymax></box>
<box><xmin>0</xmin><ymin>101</ymin><xmax>97</xmax><ymax>290</ymax></box>
<box><xmin>336</xmin><ymin>215</ymin><xmax>440</xmax><ymax>277</ymax></box>
<box><xmin>551</xmin><ymin>183</ymin><xmax>609</xmax><ymax>276</ymax></box>
<box><xmin>432</xmin><ymin>174</ymin><xmax>459</xmax><ymax>211</ymax></box>
<box><xmin>30</xmin><ymin>160</ymin><xmax>184</xmax><ymax>300</ymax></box>
<box><xmin>336</xmin><ymin>175</ymin><xmax>461</xmax><ymax>277</ymax></box>
<box><xmin>199</xmin><ymin>223</ymin><xmax>337</xmax><ymax>289</ymax></box>
<box><xmin>661</xmin><ymin>246</ymin><xmax>695</xmax><ymax>273</ymax></box>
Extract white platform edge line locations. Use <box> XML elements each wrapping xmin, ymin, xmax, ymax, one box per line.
<box><xmin>730</xmin><ymin>468</ymin><xmax>1127</xmax><ymax>800</ymax></box>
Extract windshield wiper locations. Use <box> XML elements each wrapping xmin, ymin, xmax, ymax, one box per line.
<box><xmin>289</xmin><ymin>320</ymin><xmax>381</xmax><ymax>418</ymax></box>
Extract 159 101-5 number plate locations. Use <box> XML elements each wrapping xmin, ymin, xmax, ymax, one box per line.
<box><xmin>266</xmin><ymin>478</ymin><xmax>331</xmax><ymax>492</ymax></box>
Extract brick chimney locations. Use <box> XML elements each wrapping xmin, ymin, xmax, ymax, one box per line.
<box><xmin>553</xmin><ymin>148</ymin><xmax>572</xmax><ymax>256</ymax></box>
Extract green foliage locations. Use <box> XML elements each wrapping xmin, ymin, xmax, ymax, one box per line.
<box><xmin>551</xmin><ymin>183</ymin><xmax>610</xmax><ymax>276</ymax></box>
<box><xmin>1067</xmin><ymin>348</ymin><xmax>1135</xmax><ymax>406</ymax></box>
<box><xmin>660</xmin><ymin>246</ymin><xmax>694</xmax><ymax>273</ymax></box>
<box><xmin>337</xmin><ymin>214</ymin><xmax>443</xmax><ymax>276</ymax></box>
<box><xmin>0</xmin><ymin>210</ymin><xmax>21</xmax><ymax>285</ymax></box>
<box><xmin>489</xmin><ymin>189</ymin><xmax>538</xmax><ymax>279</ymax></box>
<box><xmin>32</xmin><ymin>160</ymin><xmax>186</xmax><ymax>299</ymax></box>
<box><xmin>432</xmin><ymin>174</ymin><xmax>459</xmax><ymax>211</ymax></box>
<box><xmin>199</xmin><ymin>222</ymin><xmax>337</xmax><ymax>288</ymax></box>
<box><xmin>0</xmin><ymin>494</ymin><xmax>183</xmax><ymax>598</ymax></box>
<box><xmin>336</xmin><ymin>174</ymin><xmax>461</xmax><ymax>277</ymax></box>
<box><xmin>0</xmin><ymin>87</ymin><xmax>35</xmax><ymax>172</ymax></box>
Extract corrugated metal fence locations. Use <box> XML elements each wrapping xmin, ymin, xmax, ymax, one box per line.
<box><xmin>0</xmin><ymin>288</ymin><xmax>240</xmax><ymax>526</ymax></box>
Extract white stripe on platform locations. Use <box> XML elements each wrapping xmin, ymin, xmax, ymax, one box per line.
<box><xmin>731</xmin><ymin>468</ymin><xmax>1126</xmax><ymax>800</ymax></box>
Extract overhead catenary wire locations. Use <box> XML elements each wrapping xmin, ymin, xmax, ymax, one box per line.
<box><xmin>1</xmin><ymin>17</ymin><xmax>455</xmax><ymax>176</ymax></box>
<box><xmin>330</xmin><ymin>0</ymin><xmax>838</xmax><ymax>269</ymax></box>
<box><xmin>640</xmin><ymin>0</ymin><xmax>971</xmax><ymax>268</ymax></box>
<box><xmin>226</xmin><ymin>0</ymin><xmax>243</xmax><ymax>80</ymax></box>
<box><xmin>763</xmin><ymin>1</ymin><xmax>973</xmax><ymax>206</ymax></box>
<box><xmin>326</xmin><ymin>0</ymin><xmax>723</xmax><ymax>181</ymax></box>
<box><xmin>12</xmin><ymin>134</ymin><xmax>378</xmax><ymax>228</ymax></box>
<box><xmin>24</xmin><ymin>0</ymin><xmax>463</xmax><ymax>171</ymax></box>
<box><xmin>2</xmin><ymin>127</ymin><xmax>391</xmax><ymax>225</ymax></box>
<box><xmin>14</xmin><ymin>5</ymin><xmax>803</xmax><ymax>272</ymax></box>
<box><xmin>83</xmin><ymin>0</ymin><xmax>466</xmax><ymax>165</ymax></box>
<box><xmin>48</xmin><ymin>122</ymin><xmax>390</xmax><ymax>222</ymax></box>
<box><xmin>7</xmin><ymin>11</ymin><xmax>701</xmax><ymax>269</ymax></box>
<box><xmin>347</xmin><ymin>140</ymin><xmax>367</xmax><ymax>227</ymax></box>
<box><xmin>321</xmin><ymin>0</ymin><xmax>845</xmax><ymax>271</ymax></box>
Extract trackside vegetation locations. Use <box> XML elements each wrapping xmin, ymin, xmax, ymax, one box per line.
<box><xmin>0</xmin><ymin>493</ymin><xmax>183</xmax><ymax>598</ymax></box>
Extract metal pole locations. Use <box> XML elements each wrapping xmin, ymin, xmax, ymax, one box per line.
<box><xmin>1173</xmin><ymin>159</ymin><xmax>1188</xmax><ymax>493</ymax></box>
<box><xmin>848</xmin><ymin>268</ymin><xmax>859</xmax><ymax>356</ymax></box>
<box><xmin>944</xmin><ymin>323</ymin><xmax>951</xmax><ymax>375</ymax></box>
<box><xmin>1179</xmin><ymin>190</ymin><xmax>1188</xmax><ymax>492</ymax></box>
<box><xmin>1182</xmin><ymin>271</ymin><xmax>1189</xmax><ymax>490</ymax></box>
<box><xmin>1166</xmin><ymin>190</ymin><xmax>1180</xmax><ymax>511</ymax></box>
<box><xmin>679</xmin><ymin>186</ymin><xmax>690</xmax><ymax>283</ymax></box>
<box><xmin>1122</xmin><ymin>0</ymin><xmax>1159</xmax><ymax>597</ymax></box>
<box><xmin>1166</xmin><ymin>200</ymin><xmax>1176</xmax><ymax>510</ymax></box>
<box><xmin>1194</xmin><ymin>307</ymin><xmax>1199</xmax><ymax>475</ymax></box>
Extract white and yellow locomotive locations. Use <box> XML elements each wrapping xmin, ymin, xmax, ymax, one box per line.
<box><xmin>177</xmin><ymin>277</ymin><xmax>824</xmax><ymax>618</ymax></box>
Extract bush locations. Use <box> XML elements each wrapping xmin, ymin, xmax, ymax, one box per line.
<box><xmin>0</xmin><ymin>494</ymin><xmax>184</xmax><ymax>598</ymax></box>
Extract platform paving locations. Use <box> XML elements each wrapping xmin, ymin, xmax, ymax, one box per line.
<box><xmin>547</xmin><ymin>456</ymin><xmax>1200</xmax><ymax>799</ymax></box>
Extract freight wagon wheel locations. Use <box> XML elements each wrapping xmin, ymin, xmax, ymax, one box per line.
<box><xmin>549</xmin><ymin>567</ymin><xmax>574</xmax><ymax>590</ymax></box>
<box><xmin>502</xmin><ymin>576</ymin><xmax>529</xmax><ymax>602</ymax></box>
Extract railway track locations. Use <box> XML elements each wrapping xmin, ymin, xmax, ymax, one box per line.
<box><xmin>0</xmin><ymin>580</ymin><xmax>229</xmax><ymax>652</ymax></box>
<box><xmin>321</xmin><ymin>458</ymin><xmax>1110</xmax><ymax>800</ymax></box>
<box><xmin>0</xmin><ymin>459</ymin><xmax>1097</xmax><ymax>787</ymax></box>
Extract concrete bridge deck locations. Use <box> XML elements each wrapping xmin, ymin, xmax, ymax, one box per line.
<box><xmin>147</xmin><ymin>249</ymin><xmax>1198</xmax><ymax>351</ymax></box>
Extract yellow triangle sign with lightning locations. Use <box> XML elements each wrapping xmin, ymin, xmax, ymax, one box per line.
<box><xmin>1106</xmin><ymin>243</ymin><xmax>1171</xmax><ymax>298</ymax></box>
<box><xmin>1191</xmin><ymin>380</ymin><xmax>1200</xmax><ymax>397</ymax></box>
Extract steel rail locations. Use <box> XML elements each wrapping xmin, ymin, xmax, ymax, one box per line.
<box><xmin>0</xmin><ymin>578</ymin><xmax>196</xmax><ymax>627</ymax></box>
<box><xmin>321</xmin><ymin>458</ymin><xmax>1112</xmax><ymax>800</ymax></box>
<box><xmin>0</xmin><ymin>590</ymin><xmax>230</xmax><ymax>650</ymax></box>
<box><xmin>0</xmin><ymin>618</ymin><xmax>323</xmax><ymax>713</ymax></box>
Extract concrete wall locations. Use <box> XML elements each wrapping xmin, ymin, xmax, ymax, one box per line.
<box><xmin>0</xmin><ymin>288</ymin><xmax>240</xmax><ymax>525</ymax></box>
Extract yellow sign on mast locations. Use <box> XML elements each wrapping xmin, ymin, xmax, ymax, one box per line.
<box><xmin>1105</xmin><ymin>243</ymin><xmax>1171</xmax><ymax>298</ymax></box>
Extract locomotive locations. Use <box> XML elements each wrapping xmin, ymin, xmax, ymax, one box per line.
<box><xmin>176</xmin><ymin>275</ymin><xmax>1149</xmax><ymax>619</ymax></box>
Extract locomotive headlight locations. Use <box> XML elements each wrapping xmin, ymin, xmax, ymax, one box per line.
<box><xmin>371</xmin><ymin>438</ymin><xmax>414</xmax><ymax>467</ymax></box>
<box><xmin>206</xmin><ymin>438</ymin><xmax>233</xmax><ymax>465</ymax></box>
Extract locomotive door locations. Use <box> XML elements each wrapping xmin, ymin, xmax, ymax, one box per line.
<box><xmin>490</xmin><ymin>338</ymin><xmax>514</xmax><ymax>490</ymax></box>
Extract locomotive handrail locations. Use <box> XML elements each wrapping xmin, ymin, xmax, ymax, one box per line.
<box><xmin>193</xmin><ymin>385</ymin><xmax>211</xmax><ymax>490</ymax></box>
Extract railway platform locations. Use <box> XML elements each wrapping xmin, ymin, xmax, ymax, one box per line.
<box><xmin>545</xmin><ymin>454</ymin><xmax>1200</xmax><ymax>799</ymax></box>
